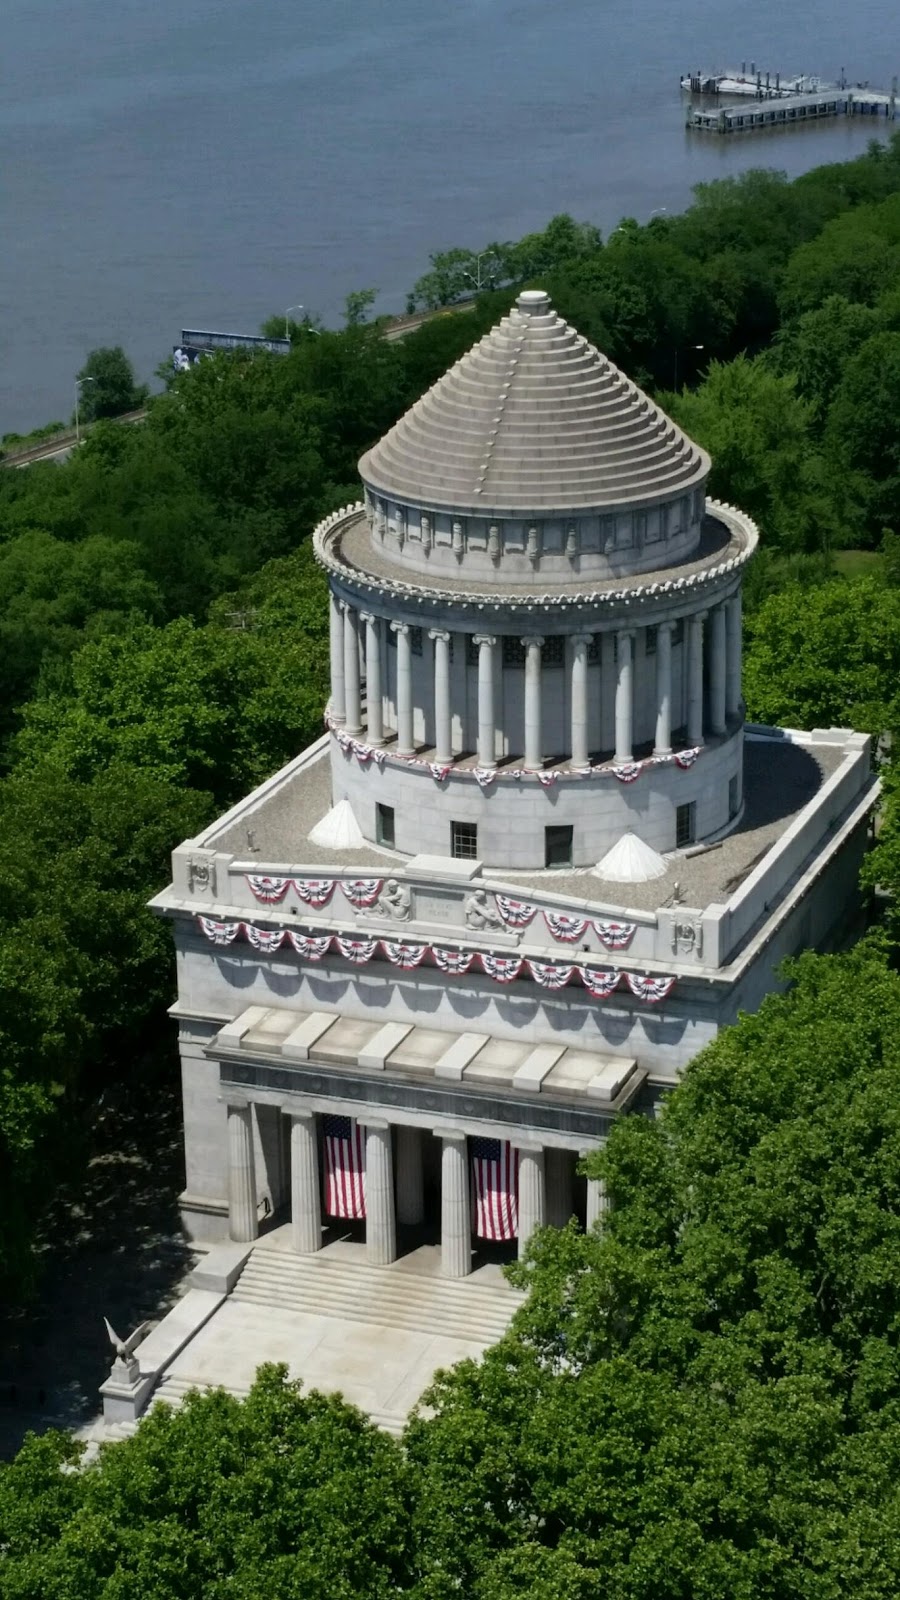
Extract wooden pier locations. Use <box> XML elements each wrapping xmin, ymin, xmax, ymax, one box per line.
<box><xmin>686</xmin><ymin>86</ymin><xmax>896</xmax><ymax>135</ymax></box>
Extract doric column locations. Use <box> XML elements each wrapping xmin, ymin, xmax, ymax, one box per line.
<box><xmin>289</xmin><ymin>1110</ymin><xmax>321</xmax><ymax>1254</ymax></box>
<box><xmin>474</xmin><ymin>635</ymin><xmax>497</xmax><ymax>769</ymax></box>
<box><xmin>585</xmin><ymin>1171</ymin><xmax>611</xmax><ymax>1232</ymax></box>
<box><xmin>687</xmin><ymin>611</ymin><xmax>706</xmax><ymax>747</ymax></box>
<box><xmin>342</xmin><ymin>603</ymin><xmax>362</xmax><ymax>736</ymax></box>
<box><xmin>600</xmin><ymin>632</ymin><xmax>615</xmax><ymax>753</ymax></box>
<box><xmin>395</xmin><ymin>1125</ymin><xmax>424</xmax><ymax>1226</ymax></box>
<box><xmin>709</xmin><ymin>604</ymin><xmax>727</xmax><ymax>736</ymax></box>
<box><xmin>363</xmin><ymin>1121</ymin><xmax>396</xmax><ymax>1266</ymax></box>
<box><xmin>391</xmin><ymin>622</ymin><xmax>414</xmax><ymax>756</ymax></box>
<box><xmin>570</xmin><ymin>634</ymin><xmax>590</xmax><ymax>770</ymax></box>
<box><xmin>329</xmin><ymin>591</ymin><xmax>345</xmax><ymax>725</ymax></box>
<box><xmin>440</xmin><ymin>1130</ymin><xmax>471</xmax><ymax>1278</ymax></box>
<box><xmin>429</xmin><ymin>629</ymin><xmax>452</xmax><ymax>765</ymax></box>
<box><xmin>362</xmin><ymin>613</ymin><xmax>384</xmax><ymax>746</ymax></box>
<box><xmin>545</xmin><ymin>1147</ymin><xmax>574</xmax><ymax>1227</ymax></box>
<box><xmin>516</xmin><ymin>1144</ymin><xmax>545</xmax><ymax>1257</ymax></box>
<box><xmin>726</xmin><ymin>592</ymin><xmax>743</xmax><ymax>720</ymax></box>
<box><xmin>654</xmin><ymin>621</ymin><xmax>673</xmax><ymax>757</ymax></box>
<box><xmin>614</xmin><ymin>629</ymin><xmax>634</xmax><ymax>765</ymax></box>
<box><xmin>522</xmin><ymin>635</ymin><xmax>544</xmax><ymax>770</ymax></box>
<box><xmin>227</xmin><ymin>1102</ymin><xmax>258</xmax><ymax>1243</ymax></box>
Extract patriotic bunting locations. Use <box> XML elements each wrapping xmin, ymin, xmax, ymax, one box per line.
<box><xmin>335</xmin><ymin>729</ymin><xmax>352</xmax><ymax>751</ymax></box>
<box><xmin>293</xmin><ymin>879</ymin><xmax>336</xmax><ymax>907</ymax></box>
<box><xmin>244</xmin><ymin>925</ymin><xmax>287</xmax><ymax>953</ymax></box>
<box><xmin>613</xmin><ymin>762</ymin><xmax>643</xmax><ymax>783</ymax></box>
<box><xmin>543</xmin><ymin>910</ymin><xmax>589</xmax><ymax>942</ymax></box>
<box><xmin>431</xmin><ymin>948</ymin><xmax>476</xmax><ymax>975</ymax></box>
<box><xmin>352</xmin><ymin>742</ymin><xmax>373</xmax><ymax>765</ymax></box>
<box><xmin>536</xmin><ymin>770</ymin><xmax>558</xmax><ymax>787</ymax></box>
<box><xmin>198</xmin><ymin>916</ymin><xmax>241</xmax><ymax>945</ymax></box>
<box><xmin>323</xmin><ymin>1116</ymin><xmax>366</xmax><ymax>1219</ymax></box>
<box><xmin>674</xmin><ymin>747</ymin><xmax>700</xmax><ymax>769</ymax></box>
<box><xmin>578</xmin><ymin>966</ymin><xmax>621</xmax><ymax>998</ymax></box>
<box><xmin>625</xmin><ymin>973</ymin><xmax>676</xmax><ymax>1003</ymax></box>
<box><xmin>471</xmin><ymin>1139</ymin><xmax>518</xmax><ymax>1240</ymax></box>
<box><xmin>473</xmin><ymin>767</ymin><xmax>497</xmax><ymax>788</ymax></box>
<box><xmin>336</xmin><ymin>936</ymin><xmax>378</xmax><ymax>964</ymax></box>
<box><xmin>341</xmin><ymin>878</ymin><xmax>384</xmax><ymax>908</ymax></box>
<box><xmin>480</xmin><ymin>953</ymin><xmax>523</xmax><ymax>983</ymax></box>
<box><xmin>373</xmin><ymin>749</ymin><xmax>387</xmax><ymax>767</ymax></box>
<box><xmin>195</xmin><ymin>920</ymin><xmax>674</xmax><ymax>1003</ymax></box>
<box><xmin>527</xmin><ymin>960</ymin><xmax>575</xmax><ymax>988</ymax></box>
<box><xmin>246</xmin><ymin>875</ymin><xmax>291</xmax><ymax>904</ymax></box>
<box><xmin>381</xmin><ymin>940</ymin><xmax>428</xmax><ymax>969</ymax></box>
<box><xmin>496</xmin><ymin>896</ymin><xmax>536</xmax><ymax>928</ymax></box>
<box><xmin>429</xmin><ymin>763</ymin><xmax>451</xmax><ymax>782</ymax></box>
<box><xmin>594</xmin><ymin>920</ymin><xmax>636</xmax><ymax>950</ymax></box>
<box><xmin>286</xmin><ymin>932</ymin><xmax>333</xmax><ymax>960</ymax></box>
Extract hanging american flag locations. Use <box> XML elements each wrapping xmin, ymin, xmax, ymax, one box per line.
<box><xmin>470</xmin><ymin>1138</ymin><xmax>518</xmax><ymax>1241</ymax></box>
<box><xmin>323</xmin><ymin>1116</ymin><xmax>366</xmax><ymax>1219</ymax></box>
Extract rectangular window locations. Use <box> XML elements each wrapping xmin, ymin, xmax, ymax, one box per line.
<box><xmin>376</xmin><ymin>803</ymin><xmax>395</xmax><ymax>849</ymax></box>
<box><xmin>676</xmin><ymin>802</ymin><xmax>696</xmax><ymax>849</ymax></box>
<box><xmin>545</xmin><ymin>825</ymin><xmax>573</xmax><ymax>869</ymax></box>
<box><xmin>451</xmin><ymin>821</ymin><xmax>478</xmax><ymax>860</ymax></box>
<box><xmin>410</xmin><ymin>626</ymin><xmax>423</xmax><ymax>657</ymax></box>
<box><xmin>503</xmin><ymin>636</ymin><xmax>526</xmax><ymax>667</ymax></box>
<box><xmin>645</xmin><ymin>626</ymin><xmax>657</xmax><ymax>656</ymax></box>
<box><xmin>466</xmin><ymin>635</ymin><xmax>479</xmax><ymax>667</ymax></box>
<box><xmin>728</xmin><ymin>776</ymin><xmax>739</xmax><ymax>819</ymax></box>
<box><xmin>671</xmin><ymin>619</ymin><xmax>684</xmax><ymax>647</ymax></box>
<box><xmin>543</xmin><ymin>636</ymin><xmax>565</xmax><ymax>667</ymax></box>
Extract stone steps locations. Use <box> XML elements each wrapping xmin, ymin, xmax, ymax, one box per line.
<box><xmin>231</xmin><ymin>1248</ymin><xmax>521</xmax><ymax>1345</ymax></box>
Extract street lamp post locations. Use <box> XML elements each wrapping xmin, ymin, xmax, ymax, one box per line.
<box><xmin>74</xmin><ymin>376</ymin><xmax>96</xmax><ymax>445</ymax></box>
<box><xmin>285</xmin><ymin>304</ymin><xmax>304</xmax><ymax>341</ymax></box>
<box><xmin>463</xmin><ymin>253</ymin><xmax>489</xmax><ymax>293</ymax></box>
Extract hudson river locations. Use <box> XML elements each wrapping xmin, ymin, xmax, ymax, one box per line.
<box><xmin>1</xmin><ymin>0</ymin><xmax>896</xmax><ymax>431</ymax></box>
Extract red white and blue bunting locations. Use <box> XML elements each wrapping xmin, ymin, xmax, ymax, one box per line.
<box><xmin>325</xmin><ymin>709</ymin><xmax>704</xmax><ymax>787</ymax></box>
<box><xmin>196</xmin><ymin>917</ymin><xmax>674</xmax><ymax>1003</ymax></box>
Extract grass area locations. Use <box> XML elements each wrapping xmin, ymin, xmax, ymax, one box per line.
<box><xmin>832</xmin><ymin>549</ymin><xmax>883</xmax><ymax>578</ymax></box>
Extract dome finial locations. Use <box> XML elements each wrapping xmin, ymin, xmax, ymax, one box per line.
<box><xmin>516</xmin><ymin>288</ymin><xmax>551</xmax><ymax>315</ymax></box>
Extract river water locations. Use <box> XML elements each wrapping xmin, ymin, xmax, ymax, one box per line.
<box><xmin>1</xmin><ymin>0</ymin><xmax>896</xmax><ymax>432</ymax></box>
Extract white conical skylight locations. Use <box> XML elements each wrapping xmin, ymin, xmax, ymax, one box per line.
<box><xmin>593</xmin><ymin>831</ymin><xmax>668</xmax><ymax>883</ymax></box>
<box><xmin>309</xmin><ymin>799</ymin><xmax>364</xmax><ymax>850</ymax></box>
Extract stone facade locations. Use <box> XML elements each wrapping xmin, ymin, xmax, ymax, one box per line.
<box><xmin>153</xmin><ymin>291</ymin><xmax>878</xmax><ymax>1272</ymax></box>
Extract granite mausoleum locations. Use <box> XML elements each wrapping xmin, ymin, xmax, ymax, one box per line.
<box><xmin>153</xmin><ymin>289</ymin><xmax>877</xmax><ymax>1273</ymax></box>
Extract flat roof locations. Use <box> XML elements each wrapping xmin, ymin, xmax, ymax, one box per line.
<box><xmin>206</xmin><ymin>734</ymin><xmax>844</xmax><ymax>916</ymax></box>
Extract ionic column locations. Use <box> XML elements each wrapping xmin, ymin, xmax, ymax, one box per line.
<box><xmin>342</xmin><ymin>602</ymin><xmax>362</xmax><ymax>736</ymax></box>
<box><xmin>687</xmin><ymin>612</ymin><xmax>706</xmax><ymax>747</ymax></box>
<box><xmin>726</xmin><ymin>592</ymin><xmax>742</xmax><ymax>720</ymax></box>
<box><xmin>654</xmin><ymin>621</ymin><xmax>673</xmax><ymax>757</ymax></box>
<box><xmin>329</xmin><ymin>591</ymin><xmax>345</xmax><ymax>725</ymax></box>
<box><xmin>545</xmin><ymin>1148</ymin><xmax>574</xmax><ymax>1228</ymax></box>
<box><xmin>289</xmin><ymin>1110</ymin><xmax>321</xmax><ymax>1254</ymax></box>
<box><xmin>584</xmin><ymin>1166</ymin><xmax>611</xmax><ymax>1232</ymax></box>
<box><xmin>440</xmin><ymin>1130</ymin><xmax>471</xmax><ymax>1278</ymax></box>
<box><xmin>600</xmin><ymin>632</ymin><xmax>615</xmax><ymax>753</ymax></box>
<box><xmin>570</xmin><ymin>634</ymin><xmax>590</xmax><ymax>770</ymax></box>
<box><xmin>709</xmin><ymin>604</ymin><xmax>727</xmax><ymax>736</ymax></box>
<box><xmin>227</xmin><ymin>1102</ymin><xmax>258</xmax><ymax>1243</ymax></box>
<box><xmin>429</xmin><ymin>629</ymin><xmax>452</xmax><ymax>765</ymax></box>
<box><xmin>614</xmin><ymin>629</ymin><xmax>634</xmax><ymax>765</ymax></box>
<box><xmin>395</xmin><ymin>1125</ymin><xmax>424</xmax><ymax>1226</ymax></box>
<box><xmin>516</xmin><ymin>1144</ymin><xmax>545</xmax><ymax>1257</ymax></box>
<box><xmin>362</xmin><ymin>613</ymin><xmax>384</xmax><ymax>746</ymax></box>
<box><xmin>391</xmin><ymin>622</ymin><xmax>414</xmax><ymax>756</ymax></box>
<box><xmin>522</xmin><ymin>635</ymin><xmax>544</xmax><ymax>770</ymax></box>
<box><xmin>364</xmin><ymin>1121</ymin><xmax>396</xmax><ymax>1266</ymax></box>
<box><xmin>474</xmin><ymin>635</ymin><xmax>497</xmax><ymax>769</ymax></box>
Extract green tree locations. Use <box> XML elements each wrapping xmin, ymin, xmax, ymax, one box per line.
<box><xmin>827</xmin><ymin>331</ymin><xmax>900</xmax><ymax>537</ymax></box>
<box><xmin>74</xmin><ymin>347</ymin><xmax>148</xmax><ymax>423</ymax></box>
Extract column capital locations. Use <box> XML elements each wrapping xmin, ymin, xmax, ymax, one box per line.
<box><xmin>520</xmin><ymin>633</ymin><xmax>545</xmax><ymax>648</ymax></box>
<box><xmin>438</xmin><ymin>1127</ymin><xmax>467</xmax><ymax>1144</ymax></box>
<box><xmin>473</xmin><ymin>633</ymin><xmax>496</xmax><ymax>648</ymax></box>
<box><xmin>570</xmin><ymin>631</ymin><xmax>592</xmax><ymax>648</ymax></box>
<box><xmin>285</xmin><ymin>1106</ymin><xmax>315</xmax><ymax>1124</ymax></box>
<box><xmin>361</xmin><ymin>1117</ymin><xmax>390</xmax><ymax>1132</ymax></box>
<box><xmin>656</xmin><ymin>618</ymin><xmax>674</xmax><ymax>637</ymax></box>
<box><xmin>691</xmin><ymin>608</ymin><xmax>708</xmax><ymax>625</ymax></box>
<box><xmin>340</xmin><ymin>598</ymin><xmax>354</xmax><ymax>615</ymax></box>
<box><xmin>360</xmin><ymin>609</ymin><xmax>377</xmax><ymax>627</ymax></box>
<box><xmin>428</xmin><ymin>627</ymin><xmax>451</xmax><ymax>643</ymax></box>
<box><xmin>390</xmin><ymin>619</ymin><xmax>409</xmax><ymax>636</ymax></box>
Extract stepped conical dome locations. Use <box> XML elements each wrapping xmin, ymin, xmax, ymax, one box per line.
<box><xmin>359</xmin><ymin>289</ymin><xmax>709</xmax><ymax>514</ymax></box>
<box><xmin>594</xmin><ymin>831</ymin><xmax>668</xmax><ymax>883</ymax></box>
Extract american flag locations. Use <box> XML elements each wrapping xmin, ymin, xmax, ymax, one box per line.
<box><xmin>323</xmin><ymin>1115</ymin><xmax>366</xmax><ymax>1219</ymax></box>
<box><xmin>470</xmin><ymin>1138</ymin><xmax>518</xmax><ymax>1241</ymax></box>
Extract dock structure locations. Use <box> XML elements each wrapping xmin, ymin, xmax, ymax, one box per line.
<box><xmin>687</xmin><ymin>86</ymin><xmax>896</xmax><ymax>135</ymax></box>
